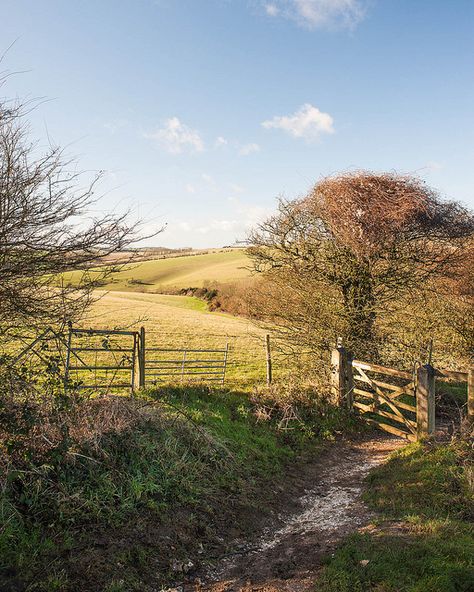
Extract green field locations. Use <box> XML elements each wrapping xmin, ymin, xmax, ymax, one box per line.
<box><xmin>69</xmin><ymin>249</ymin><xmax>265</xmax><ymax>387</ymax></box>
<box><xmin>67</xmin><ymin>248</ymin><xmax>251</xmax><ymax>292</ymax></box>
<box><xmin>82</xmin><ymin>291</ymin><xmax>267</xmax><ymax>384</ymax></box>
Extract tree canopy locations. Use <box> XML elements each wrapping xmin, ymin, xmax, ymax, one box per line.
<box><xmin>248</xmin><ymin>171</ymin><xmax>474</xmax><ymax>363</ymax></box>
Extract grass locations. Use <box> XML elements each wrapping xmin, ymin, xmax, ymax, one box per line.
<box><xmin>437</xmin><ymin>381</ymin><xmax>469</xmax><ymax>411</ymax></box>
<box><xmin>79</xmin><ymin>290</ymin><xmax>268</xmax><ymax>385</ymax></box>
<box><xmin>1</xmin><ymin>257</ymin><xmax>318</xmax><ymax>590</ymax></box>
<box><xmin>64</xmin><ymin>248</ymin><xmax>251</xmax><ymax>292</ymax></box>
<box><xmin>0</xmin><ymin>385</ymin><xmax>350</xmax><ymax>591</ymax></box>
<box><xmin>317</xmin><ymin>439</ymin><xmax>474</xmax><ymax>592</ymax></box>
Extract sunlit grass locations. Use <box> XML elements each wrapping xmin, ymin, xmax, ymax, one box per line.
<box><xmin>64</xmin><ymin>249</ymin><xmax>251</xmax><ymax>292</ymax></box>
<box><xmin>317</xmin><ymin>440</ymin><xmax>474</xmax><ymax>592</ymax></box>
<box><xmin>81</xmin><ymin>291</ymin><xmax>269</xmax><ymax>386</ymax></box>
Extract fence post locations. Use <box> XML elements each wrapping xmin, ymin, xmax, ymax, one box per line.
<box><xmin>265</xmin><ymin>334</ymin><xmax>272</xmax><ymax>386</ymax></box>
<box><xmin>138</xmin><ymin>326</ymin><xmax>145</xmax><ymax>389</ymax></box>
<box><xmin>181</xmin><ymin>350</ymin><xmax>187</xmax><ymax>382</ymax></box>
<box><xmin>64</xmin><ymin>321</ymin><xmax>73</xmax><ymax>391</ymax></box>
<box><xmin>345</xmin><ymin>350</ymin><xmax>354</xmax><ymax>410</ymax></box>
<box><xmin>131</xmin><ymin>333</ymin><xmax>137</xmax><ymax>393</ymax></box>
<box><xmin>417</xmin><ymin>364</ymin><xmax>435</xmax><ymax>438</ymax></box>
<box><xmin>222</xmin><ymin>342</ymin><xmax>229</xmax><ymax>386</ymax></box>
<box><xmin>468</xmin><ymin>367</ymin><xmax>474</xmax><ymax>424</ymax></box>
<box><xmin>331</xmin><ymin>345</ymin><xmax>353</xmax><ymax>408</ymax></box>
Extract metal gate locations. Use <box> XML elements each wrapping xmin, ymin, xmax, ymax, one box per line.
<box><xmin>144</xmin><ymin>344</ymin><xmax>229</xmax><ymax>386</ymax></box>
<box><xmin>64</xmin><ymin>327</ymin><xmax>139</xmax><ymax>393</ymax></box>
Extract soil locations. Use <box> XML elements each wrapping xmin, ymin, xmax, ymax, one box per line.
<box><xmin>27</xmin><ymin>432</ymin><xmax>403</xmax><ymax>592</ymax></box>
<box><xmin>167</xmin><ymin>433</ymin><xmax>403</xmax><ymax>592</ymax></box>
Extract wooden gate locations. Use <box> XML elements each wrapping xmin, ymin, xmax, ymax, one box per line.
<box><xmin>331</xmin><ymin>347</ymin><xmax>438</xmax><ymax>441</ymax></box>
<box><xmin>351</xmin><ymin>359</ymin><xmax>417</xmax><ymax>441</ymax></box>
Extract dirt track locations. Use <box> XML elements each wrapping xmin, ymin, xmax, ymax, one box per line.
<box><xmin>173</xmin><ymin>434</ymin><xmax>402</xmax><ymax>592</ymax></box>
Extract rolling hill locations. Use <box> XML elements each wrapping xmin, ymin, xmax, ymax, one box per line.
<box><xmin>66</xmin><ymin>248</ymin><xmax>252</xmax><ymax>292</ymax></box>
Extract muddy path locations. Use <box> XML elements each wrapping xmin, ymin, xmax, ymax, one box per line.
<box><xmin>175</xmin><ymin>434</ymin><xmax>402</xmax><ymax>592</ymax></box>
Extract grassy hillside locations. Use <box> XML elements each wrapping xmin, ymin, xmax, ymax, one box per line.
<box><xmin>82</xmin><ymin>291</ymin><xmax>267</xmax><ymax>384</ymax></box>
<box><xmin>66</xmin><ymin>249</ymin><xmax>251</xmax><ymax>292</ymax></box>
<box><xmin>0</xmin><ymin>385</ymin><xmax>351</xmax><ymax>592</ymax></box>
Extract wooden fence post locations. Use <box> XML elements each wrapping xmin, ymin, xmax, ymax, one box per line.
<box><xmin>64</xmin><ymin>321</ymin><xmax>73</xmax><ymax>391</ymax></box>
<box><xmin>139</xmin><ymin>326</ymin><xmax>146</xmax><ymax>389</ymax></box>
<box><xmin>221</xmin><ymin>342</ymin><xmax>229</xmax><ymax>386</ymax></box>
<box><xmin>417</xmin><ymin>364</ymin><xmax>435</xmax><ymax>438</ymax></box>
<box><xmin>331</xmin><ymin>345</ymin><xmax>353</xmax><ymax>408</ymax></box>
<box><xmin>345</xmin><ymin>351</ymin><xmax>354</xmax><ymax>410</ymax></box>
<box><xmin>131</xmin><ymin>333</ymin><xmax>137</xmax><ymax>393</ymax></box>
<box><xmin>265</xmin><ymin>334</ymin><xmax>272</xmax><ymax>386</ymax></box>
<box><xmin>468</xmin><ymin>367</ymin><xmax>474</xmax><ymax>424</ymax></box>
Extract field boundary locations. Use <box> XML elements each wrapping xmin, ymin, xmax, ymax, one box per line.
<box><xmin>10</xmin><ymin>324</ymin><xmax>231</xmax><ymax>390</ymax></box>
<box><xmin>331</xmin><ymin>346</ymin><xmax>473</xmax><ymax>441</ymax></box>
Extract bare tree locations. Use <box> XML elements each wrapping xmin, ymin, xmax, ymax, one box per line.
<box><xmin>248</xmin><ymin>172</ymin><xmax>474</xmax><ymax>361</ymax></box>
<box><xmin>0</xmin><ymin>86</ymin><xmax>152</xmax><ymax>335</ymax></box>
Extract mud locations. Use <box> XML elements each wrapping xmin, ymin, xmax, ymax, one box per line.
<box><xmin>177</xmin><ymin>434</ymin><xmax>402</xmax><ymax>592</ymax></box>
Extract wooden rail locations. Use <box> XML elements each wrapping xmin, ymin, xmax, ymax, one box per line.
<box><xmin>435</xmin><ymin>369</ymin><xmax>469</xmax><ymax>382</ymax></box>
<box><xmin>352</xmin><ymin>359</ymin><xmax>412</xmax><ymax>380</ymax></box>
<box><xmin>333</xmin><ymin>345</ymin><xmax>474</xmax><ymax>438</ymax></box>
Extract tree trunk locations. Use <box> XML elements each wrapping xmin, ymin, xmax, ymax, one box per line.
<box><xmin>341</xmin><ymin>261</ymin><xmax>377</xmax><ymax>356</ymax></box>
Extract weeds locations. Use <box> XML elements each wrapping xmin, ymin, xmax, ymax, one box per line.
<box><xmin>0</xmin><ymin>377</ymin><xmax>350</xmax><ymax>591</ymax></box>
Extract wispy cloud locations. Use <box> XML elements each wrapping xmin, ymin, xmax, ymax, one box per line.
<box><xmin>239</xmin><ymin>142</ymin><xmax>261</xmax><ymax>156</ymax></box>
<box><xmin>201</xmin><ymin>173</ymin><xmax>218</xmax><ymax>189</ymax></box>
<box><xmin>215</xmin><ymin>136</ymin><xmax>228</xmax><ymax>148</ymax></box>
<box><xmin>262</xmin><ymin>0</ymin><xmax>367</xmax><ymax>30</ymax></box>
<box><xmin>229</xmin><ymin>196</ymin><xmax>274</xmax><ymax>230</ymax></box>
<box><xmin>144</xmin><ymin>116</ymin><xmax>204</xmax><ymax>154</ymax></box>
<box><xmin>229</xmin><ymin>183</ymin><xmax>245</xmax><ymax>194</ymax></box>
<box><xmin>262</xmin><ymin>103</ymin><xmax>334</xmax><ymax>140</ymax></box>
<box><xmin>168</xmin><ymin>198</ymin><xmax>274</xmax><ymax>241</ymax></box>
<box><xmin>196</xmin><ymin>219</ymin><xmax>240</xmax><ymax>234</ymax></box>
<box><xmin>424</xmin><ymin>161</ymin><xmax>444</xmax><ymax>172</ymax></box>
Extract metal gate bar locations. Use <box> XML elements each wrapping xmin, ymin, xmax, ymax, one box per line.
<box><xmin>145</xmin><ymin>344</ymin><xmax>229</xmax><ymax>385</ymax></box>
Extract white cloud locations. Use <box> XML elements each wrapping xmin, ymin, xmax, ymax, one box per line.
<box><xmin>215</xmin><ymin>136</ymin><xmax>228</xmax><ymax>148</ymax></box>
<box><xmin>228</xmin><ymin>196</ymin><xmax>274</xmax><ymax>229</ymax></box>
<box><xmin>201</xmin><ymin>172</ymin><xmax>218</xmax><ymax>186</ymax></box>
<box><xmin>263</xmin><ymin>0</ymin><xmax>367</xmax><ymax>30</ymax></box>
<box><xmin>144</xmin><ymin>116</ymin><xmax>204</xmax><ymax>154</ymax></box>
<box><xmin>185</xmin><ymin>183</ymin><xmax>196</xmax><ymax>194</ymax></box>
<box><xmin>201</xmin><ymin>173</ymin><xmax>219</xmax><ymax>192</ymax></box>
<box><xmin>197</xmin><ymin>220</ymin><xmax>240</xmax><ymax>234</ymax></box>
<box><xmin>167</xmin><ymin>198</ymin><xmax>274</xmax><ymax>243</ymax></box>
<box><xmin>262</xmin><ymin>103</ymin><xmax>334</xmax><ymax>140</ymax></box>
<box><xmin>265</xmin><ymin>3</ymin><xmax>280</xmax><ymax>16</ymax></box>
<box><xmin>239</xmin><ymin>142</ymin><xmax>261</xmax><ymax>156</ymax></box>
<box><xmin>424</xmin><ymin>161</ymin><xmax>444</xmax><ymax>172</ymax></box>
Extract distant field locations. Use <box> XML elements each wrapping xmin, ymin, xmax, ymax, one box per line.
<box><xmin>82</xmin><ymin>291</ymin><xmax>267</xmax><ymax>385</ymax></box>
<box><xmin>65</xmin><ymin>249</ymin><xmax>251</xmax><ymax>292</ymax></box>
<box><xmin>65</xmin><ymin>248</ymin><xmax>266</xmax><ymax>387</ymax></box>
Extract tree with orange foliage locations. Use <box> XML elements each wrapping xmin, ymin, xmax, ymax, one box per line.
<box><xmin>248</xmin><ymin>172</ymin><xmax>474</xmax><ymax>360</ymax></box>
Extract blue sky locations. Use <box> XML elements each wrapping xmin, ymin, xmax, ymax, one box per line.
<box><xmin>2</xmin><ymin>0</ymin><xmax>473</xmax><ymax>247</ymax></box>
